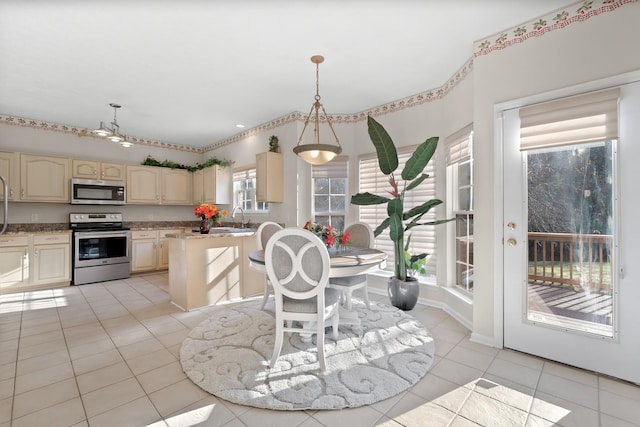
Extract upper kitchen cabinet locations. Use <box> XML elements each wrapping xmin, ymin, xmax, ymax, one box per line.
<box><xmin>0</xmin><ymin>151</ymin><xmax>18</xmax><ymax>201</ymax></box>
<box><xmin>20</xmin><ymin>153</ymin><xmax>70</xmax><ymax>202</ymax></box>
<box><xmin>256</xmin><ymin>151</ymin><xmax>283</xmax><ymax>203</ymax></box>
<box><xmin>72</xmin><ymin>159</ymin><xmax>125</xmax><ymax>181</ymax></box>
<box><xmin>126</xmin><ymin>165</ymin><xmax>161</xmax><ymax>204</ymax></box>
<box><xmin>192</xmin><ymin>165</ymin><xmax>231</xmax><ymax>205</ymax></box>
<box><xmin>162</xmin><ymin>168</ymin><xmax>191</xmax><ymax>205</ymax></box>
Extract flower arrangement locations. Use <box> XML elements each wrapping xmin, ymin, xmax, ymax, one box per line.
<box><xmin>303</xmin><ymin>220</ymin><xmax>351</xmax><ymax>248</ymax></box>
<box><xmin>194</xmin><ymin>203</ymin><xmax>227</xmax><ymax>226</ymax></box>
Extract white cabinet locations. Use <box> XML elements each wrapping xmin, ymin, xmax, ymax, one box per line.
<box><xmin>162</xmin><ymin>169</ymin><xmax>191</xmax><ymax>205</ymax></box>
<box><xmin>0</xmin><ymin>151</ymin><xmax>18</xmax><ymax>201</ymax></box>
<box><xmin>0</xmin><ymin>232</ymin><xmax>71</xmax><ymax>294</ymax></box>
<box><xmin>192</xmin><ymin>169</ymin><xmax>205</xmax><ymax>204</ymax></box>
<box><xmin>158</xmin><ymin>230</ymin><xmax>177</xmax><ymax>270</ymax></box>
<box><xmin>0</xmin><ymin>235</ymin><xmax>29</xmax><ymax>293</ymax></box>
<box><xmin>256</xmin><ymin>151</ymin><xmax>283</xmax><ymax>203</ymax></box>
<box><xmin>131</xmin><ymin>230</ymin><xmax>158</xmax><ymax>272</ymax></box>
<box><xmin>126</xmin><ymin>165</ymin><xmax>161</xmax><ymax>204</ymax></box>
<box><xmin>32</xmin><ymin>234</ymin><xmax>70</xmax><ymax>286</ymax></box>
<box><xmin>20</xmin><ymin>154</ymin><xmax>70</xmax><ymax>202</ymax></box>
<box><xmin>192</xmin><ymin>165</ymin><xmax>231</xmax><ymax>205</ymax></box>
<box><xmin>72</xmin><ymin>159</ymin><xmax>125</xmax><ymax>181</ymax></box>
<box><xmin>128</xmin><ymin>166</ymin><xmax>193</xmax><ymax>205</ymax></box>
<box><xmin>131</xmin><ymin>229</ymin><xmax>181</xmax><ymax>272</ymax></box>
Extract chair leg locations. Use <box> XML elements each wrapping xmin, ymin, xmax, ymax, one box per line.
<box><xmin>270</xmin><ymin>319</ymin><xmax>284</xmax><ymax>368</ymax></box>
<box><xmin>316</xmin><ymin>320</ymin><xmax>326</xmax><ymax>371</ymax></box>
<box><xmin>332</xmin><ymin>311</ymin><xmax>339</xmax><ymax>340</ymax></box>
<box><xmin>345</xmin><ymin>289</ymin><xmax>353</xmax><ymax>311</ymax></box>
<box><xmin>362</xmin><ymin>285</ymin><xmax>371</xmax><ymax>309</ymax></box>
<box><xmin>260</xmin><ymin>277</ymin><xmax>270</xmax><ymax>310</ymax></box>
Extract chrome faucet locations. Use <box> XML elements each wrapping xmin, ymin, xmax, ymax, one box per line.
<box><xmin>231</xmin><ymin>205</ymin><xmax>246</xmax><ymax>228</ymax></box>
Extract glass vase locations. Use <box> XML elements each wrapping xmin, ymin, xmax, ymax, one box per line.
<box><xmin>199</xmin><ymin>219</ymin><xmax>210</xmax><ymax>234</ymax></box>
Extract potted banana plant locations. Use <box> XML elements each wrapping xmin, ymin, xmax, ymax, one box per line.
<box><xmin>351</xmin><ymin>116</ymin><xmax>453</xmax><ymax>310</ymax></box>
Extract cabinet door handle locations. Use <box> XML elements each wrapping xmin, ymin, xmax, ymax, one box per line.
<box><xmin>9</xmin><ymin>188</ymin><xmax>13</xmax><ymax>197</ymax></box>
<box><xmin>34</xmin><ymin>248</ymin><xmax>38</xmax><ymax>257</ymax></box>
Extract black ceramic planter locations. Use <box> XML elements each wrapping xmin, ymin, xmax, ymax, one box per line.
<box><xmin>387</xmin><ymin>276</ymin><xmax>419</xmax><ymax>311</ymax></box>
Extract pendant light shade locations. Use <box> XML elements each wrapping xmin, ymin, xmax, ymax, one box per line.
<box><xmin>293</xmin><ymin>55</ymin><xmax>342</xmax><ymax>165</ymax></box>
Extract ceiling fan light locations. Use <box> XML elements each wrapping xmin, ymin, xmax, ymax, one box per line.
<box><xmin>119</xmin><ymin>140</ymin><xmax>133</xmax><ymax>148</ymax></box>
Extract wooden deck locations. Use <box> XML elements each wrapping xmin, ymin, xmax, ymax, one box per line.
<box><xmin>527</xmin><ymin>282</ymin><xmax>613</xmax><ymax>327</ymax></box>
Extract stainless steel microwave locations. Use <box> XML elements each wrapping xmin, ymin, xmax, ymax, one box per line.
<box><xmin>70</xmin><ymin>178</ymin><xmax>126</xmax><ymax>205</ymax></box>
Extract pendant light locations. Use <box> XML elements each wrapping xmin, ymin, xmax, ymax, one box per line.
<box><xmin>293</xmin><ymin>55</ymin><xmax>342</xmax><ymax>165</ymax></box>
<box><xmin>93</xmin><ymin>103</ymin><xmax>133</xmax><ymax>148</ymax></box>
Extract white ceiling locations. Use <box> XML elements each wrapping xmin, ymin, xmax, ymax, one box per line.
<box><xmin>0</xmin><ymin>1</ymin><xmax>576</xmax><ymax>149</ymax></box>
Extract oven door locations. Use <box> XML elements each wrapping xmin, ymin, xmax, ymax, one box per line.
<box><xmin>74</xmin><ymin>230</ymin><xmax>130</xmax><ymax>267</ymax></box>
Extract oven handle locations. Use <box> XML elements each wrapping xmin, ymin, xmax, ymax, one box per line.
<box><xmin>74</xmin><ymin>230</ymin><xmax>131</xmax><ymax>239</ymax></box>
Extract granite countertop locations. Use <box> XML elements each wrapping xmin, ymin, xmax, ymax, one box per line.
<box><xmin>167</xmin><ymin>227</ymin><xmax>256</xmax><ymax>239</ymax></box>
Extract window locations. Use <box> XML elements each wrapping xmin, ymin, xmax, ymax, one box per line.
<box><xmin>446</xmin><ymin>125</ymin><xmax>474</xmax><ymax>293</ymax></box>
<box><xmin>312</xmin><ymin>157</ymin><xmax>348</xmax><ymax>231</ymax></box>
<box><xmin>232</xmin><ymin>167</ymin><xmax>268</xmax><ymax>212</ymax></box>
<box><xmin>358</xmin><ymin>148</ymin><xmax>437</xmax><ymax>278</ymax></box>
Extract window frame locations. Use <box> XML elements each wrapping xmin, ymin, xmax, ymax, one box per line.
<box><xmin>311</xmin><ymin>156</ymin><xmax>349</xmax><ymax>231</ymax></box>
<box><xmin>232</xmin><ymin>166</ymin><xmax>268</xmax><ymax>213</ymax></box>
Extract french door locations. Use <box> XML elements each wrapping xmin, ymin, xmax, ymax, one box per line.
<box><xmin>502</xmin><ymin>80</ymin><xmax>640</xmax><ymax>383</ymax></box>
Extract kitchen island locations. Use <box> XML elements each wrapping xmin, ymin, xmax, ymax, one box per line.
<box><xmin>166</xmin><ymin>228</ymin><xmax>263</xmax><ymax>311</ymax></box>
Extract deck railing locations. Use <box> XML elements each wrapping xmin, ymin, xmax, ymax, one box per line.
<box><xmin>528</xmin><ymin>232</ymin><xmax>613</xmax><ymax>291</ymax></box>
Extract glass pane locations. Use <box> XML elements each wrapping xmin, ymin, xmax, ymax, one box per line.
<box><xmin>330</xmin><ymin>195</ymin><xmax>345</xmax><ymax>212</ymax></box>
<box><xmin>526</xmin><ymin>141</ymin><xmax>614</xmax><ymax>337</ymax></box>
<box><xmin>458</xmin><ymin>162</ymin><xmax>471</xmax><ymax>187</ymax></box>
<box><xmin>456</xmin><ymin>263</ymin><xmax>474</xmax><ymax>292</ymax></box>
<box><xmin>315</xmin><ymin>216</ymin><xmax>330</xmax><ymax>227</ymax></box>
<box><xmin>458</xmin><ymin>188</ymin><xmax>471</xmax><ymax>211</ymax></box>
<box><xmin>315</xmin><ymin>195</ymin><xmax>329</xmax><ymax>212</ymax></box>
<box><xmin>330</xmin><ymin>178</ymin><xmax>346</xmax><ymax>194</ymax></box>
<box><xmin>314</xmin><ymin>178</ymin><xmax>329</xmax><ymax>194</ymax></box>
<box><xmin>331</xmin><ymin>216</ymin><xmax>345</xmax><ymax>231</ymax></box>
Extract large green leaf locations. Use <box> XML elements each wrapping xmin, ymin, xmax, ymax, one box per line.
<box><xmin>350</xmin><ymin>192</ymin><xmax>390</xmax><ymax>206</ymax></box>
<box><xmin>388</xmin><ymin>212</ymin><xmax>404</xmax><ymax>243</ymax></box>
<box><xmin>373</xmin><ymin>217</ymin><xmax>390</xmax><ymax>237</ymax></box>
<box><xmin>367</xmin><ymin>116</ymin><xmax>398</xmax><ymax>175</ymax></box>
<box><xmin>406</xmin><ymin>173</ymin><xmax>429</xmax><ymax>191</ymax></box>
<box><xmin>403</xmin><ymin>199</ymin><xmax>442</xmax><ymax>221</ymax></box>
<box><xmin>401</xmin><ymin>137</ymin><xmax>438</xmax><ymax>181</ymax></box>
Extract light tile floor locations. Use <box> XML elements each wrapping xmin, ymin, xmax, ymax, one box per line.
<box><xmin>1</xmin><ymin>273</ymin><xmax>639</xmax><ymax>427</ymax></box>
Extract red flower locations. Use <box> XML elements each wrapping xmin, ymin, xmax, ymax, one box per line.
<box><xmin>340</xmin><ymin>231</ymin><xmax>351</xmax><ymax>246</ymax></box>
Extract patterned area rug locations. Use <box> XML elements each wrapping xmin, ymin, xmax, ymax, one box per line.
<box><xmin>180</xmin><ymin>299</ymin><xmax>434</xmax><ymax>410</ymax></box>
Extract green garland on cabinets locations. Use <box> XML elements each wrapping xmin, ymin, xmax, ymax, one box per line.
<box><xmin>141</xmin><ymin>155</ymin><xmax>233</xmax><ymax>172</ymax></box>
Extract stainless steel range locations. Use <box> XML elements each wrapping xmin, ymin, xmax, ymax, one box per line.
<box><xmin>70</xmin><ymin>213</ymin><xmax>131</xmax><ymax>285</ymax></box>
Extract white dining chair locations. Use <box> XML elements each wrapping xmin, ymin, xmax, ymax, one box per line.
<box><xmin>328</xmin><ymin>222</ymin><xmax>374</xmax><ymax>310</ymax></box>
<box><xmin>255</xmin><ymin>221</ymin><xmax>283</xmax><ymax>310</ymax></box>
<box><xmin>265</xmin><ymin>227</ymin><xmax>340</xmax><ymax>371</ymax></box>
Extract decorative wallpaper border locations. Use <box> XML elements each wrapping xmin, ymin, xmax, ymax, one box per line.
<box><xmin>1</xmin><ymin>0</ymin><xmax>634</xmax><ymax>153</ymax></box>
<box><xmin>473</xmin><ymin>0</ymin><xmax>637</xmax><ymax>56</ymax></box>
<box><xmin>0</xmin><ymin>114</ymin><xmax>202</xmax><ymax>153</ymax></box>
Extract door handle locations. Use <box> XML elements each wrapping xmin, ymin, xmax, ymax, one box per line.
<box><xmin>507</xmin><ymin>238</ymin><xmax>517</xmax><ymax>247</ymax></box>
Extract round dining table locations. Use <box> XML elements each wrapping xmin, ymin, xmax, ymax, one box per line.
<box><xmin>248</xmin><ymin>246</ymin><xmax>387</xmax><ymax>278</ymax></box>
<box><xmin>248</xmin><ymin>246</ymin><xmax>387</xmax><ymax>329</ymax></box>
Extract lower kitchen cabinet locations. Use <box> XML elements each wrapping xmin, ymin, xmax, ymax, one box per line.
<box><xmin>0</xmin><ymin>232</ymin><xmax>71</xmax><ymax>294</ymax></box>
<box><xmin>0</xmin><ymin>236</ymin><xmax>29</xmax><ymax>293</ymax></box>
<box><xmin>131</xmin><ymin>229</ymin><xmax>182</xmax><ymax>273</ymax></box>
<box><xmin>32</xmin><ymin>234</ymin><xmax>71</xmax><ymax>286</ymax></box>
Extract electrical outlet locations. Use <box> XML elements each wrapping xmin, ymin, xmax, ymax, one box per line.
<box><xmin>31</xmin><ymin>213</ymin><xmax>38</xmax><ymax>222</ymax></box>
